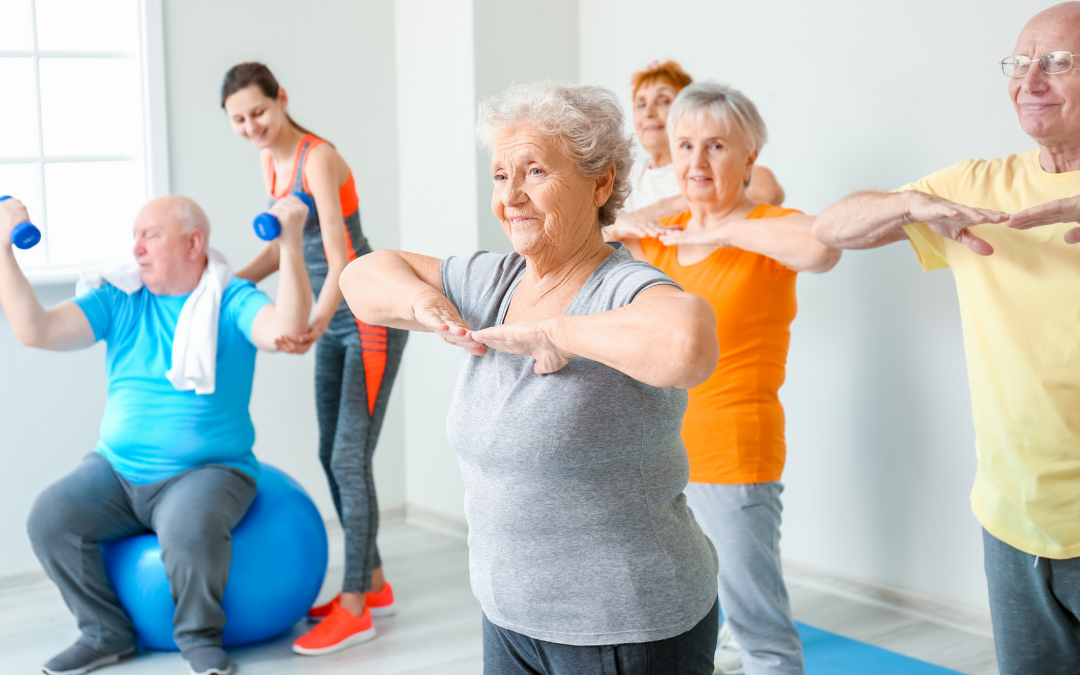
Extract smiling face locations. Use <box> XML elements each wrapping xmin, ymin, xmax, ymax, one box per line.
<box><xmin>132</xmin><ymin>197</ymin><xmax>204</xmax><ymax>295</ymax></box>
<box><xmin>223</xmin><ymin>84</ymin><xmax>290</xmax><ymax>150</ymax></box>
<box><xmin>633</xmin><ymin>79</ymin><xmax>680</xmax><ymax>161</ymax></box>
<box><xmin>671</xmin><ymin>112</ymin><xmax>757</xmax><ymax>210</ymax></box>
<box><xmin>489</xmin><ymin>125</ymin><xmax>612</xmax><ymax>262</ymax></box>
<box><xmin>1011</xmin><ymin>5</ymin><xmax>1080</xmax><ymax>146</ymax></box>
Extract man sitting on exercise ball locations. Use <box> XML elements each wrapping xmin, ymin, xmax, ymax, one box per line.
<box><xmin>0</xmin><ymin>194</ymin><xmax>312</xmax><ymax>675</ymax></box>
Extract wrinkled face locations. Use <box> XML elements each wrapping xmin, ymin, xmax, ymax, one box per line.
<box><xmin>671</xmin><ymin>113</ymin><xmax>756</xmax><ymax>208</ymax></box>
<box><xmin>132</xmin><ymin>201</ymin><xmax>198</xmax><ymax>294</ymax></box>
<box><xmin>1011</xmin><ymin>10</ymin><xmax>1080</xmax><ymax>145</ymax></box>
<box><xmin>489</xmin><ymin>125</ymin><xmax>606</xmax><ymax>260</ymax></box>
<box><xmin>633</xmin><ymin>80</ymin><xmax>679</xmax><ymax>157</ymax></box>
<box><xmin>224</xmin><ymin>85</ymin><xmax>289</xmax><ymax>150</ymax></box>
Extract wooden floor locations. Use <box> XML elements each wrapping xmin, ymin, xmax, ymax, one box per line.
<box><xmin>0</xmin><ymin>521</ymin><xmax>997</xmax><ymax>674</ymax></box>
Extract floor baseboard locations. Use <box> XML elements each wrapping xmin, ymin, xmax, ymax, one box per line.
<box><xmin>783</xmin><ymin>557</ymin><xmax>994</xmax><ymax>638</ymax></box>
<box><xmin>403</xmin><ymin>504</ymin><xmax>469</xmax><ymax>540</ymax></box>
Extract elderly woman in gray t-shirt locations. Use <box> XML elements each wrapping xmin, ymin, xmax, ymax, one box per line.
<box><xmin>341</xmin><ymin>82</ymin><xmax>720</xmax><ymax>675</ymax></box>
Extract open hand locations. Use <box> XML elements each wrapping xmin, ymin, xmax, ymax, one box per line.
<box><xmin>658</xmin><ymin>227</ymin><xmax>725</xmax><ymax>247</ymax></box>
<box><xmin>412</xmin><ymin>292</ymin><xmax>486</xmax><ymax>356</ymax></box>
<box><xmin>1007</xmin><ymin>196</ymin><xmax>1080</xmax><ymax>244</ymax></box>
<box><xmin>906</xmin><ymin>192</ymin><xmax>1009</xmax><ymax>255</ymax></box>
<box><xmin>604</xmin><ymin>210</ymin><xmax>668</xmax><ymax>242</ymax></box>
<box><xmin>471</xmin><ymin>320</ymin><xmax>572</xmax><ymax>375</ymax></box>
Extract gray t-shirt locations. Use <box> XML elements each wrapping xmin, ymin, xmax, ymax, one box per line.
<box><xmin>441</xmin><ymin>243</ymin><xmax>718</xmax><ymax>646</ymax></box>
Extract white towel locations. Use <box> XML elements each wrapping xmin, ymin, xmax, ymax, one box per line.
<box><xmin>76</xmin><ymin>249</ymin><xmax>233</xmax><ymax>395</ymax></box>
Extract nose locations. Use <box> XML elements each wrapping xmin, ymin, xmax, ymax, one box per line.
<box><xmin>502</xmin><ymin>171</ymin><xmax>528</xmax><ymax>208</ymax></box>
<box><xmin>245</xmin><ymin>119</ymin><xmax>259</xmax><ymax>137</ymax></box>
<box><xmin>1021</xmin><ymin>61</ymin><xmax>1050</xmax><ymax>92</ymax></box>
<box><xmin>690</xmin><ymin>144</ymin><xmax>710</xmax><ymax>168</ymax></box>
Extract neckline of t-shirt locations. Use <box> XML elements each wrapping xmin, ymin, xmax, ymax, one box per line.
<box><xmin>1028</xmin><ymin>147</ymin><xmax>1080</xmax><ymax>182</ymax></box>
<box><xmin>495</xmin><ymin>244</ymin><xmax>624</xmax><ymax>327</ymax></box>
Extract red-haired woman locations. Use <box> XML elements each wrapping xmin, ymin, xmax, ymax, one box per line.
<box><xmin>607</xmin><ymin>60</ymin><xmax>785</xmax><ymax>242</ymax></box>
<box><xmin>221</xmin><ymin>62</ymin><xmax>406</xmax><ymax>657</ymax></box>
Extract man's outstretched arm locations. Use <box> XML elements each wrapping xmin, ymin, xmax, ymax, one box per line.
<box><xmin>0</xmin><ymin>199</ymin><xmax>94</xmax><ymax>351</ymax></box>
<box><xmin>814</xmin><ymin>190</ymin><xmax>1008</xmax><ymax>253</ymax></box>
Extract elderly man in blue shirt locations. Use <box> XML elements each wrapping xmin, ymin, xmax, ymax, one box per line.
<box><xmin>0</xmin><ymin>194</ymin><xmax>312</xmax><ymax>675</ymax></box>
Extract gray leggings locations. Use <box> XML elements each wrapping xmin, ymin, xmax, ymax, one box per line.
<box><xmin>315</xmin><ymin>326</ymin><xmax>407</xmax><ymax>593</ymax></box>
<box><xmin>984</xmin><ymin>528</ymin><xmax>1080</xmax><ymax>675</ymax></box>
<box><xmin>26</xmin><ymin>453</ymin><xmax>257</xmax><ymax>656</ymax></box>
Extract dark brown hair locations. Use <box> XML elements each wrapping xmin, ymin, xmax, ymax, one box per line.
<box><xmin>221</xmin><ymin>62</ymin><xmax>318</xmax><ymax>138</ymax></box>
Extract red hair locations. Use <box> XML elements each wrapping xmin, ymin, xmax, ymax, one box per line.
<box><xmin>631</xmin><ymin>60</ymin><xmax>693</xmax><ymax>97</ymax></box>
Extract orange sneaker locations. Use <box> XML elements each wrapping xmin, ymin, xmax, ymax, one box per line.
<box><xmin>306</xmin><ymin>594</ymin><xmax>340</xmax><ymax>622</ymax></box>
<box><xmin>367</xmin><ymin>582</ymin><xmax>396</xmax><ymax>618</ymax></box>
<box><xmin>292</xmin><ymin>603</ymin><xmax>377</xmax><ymax>656</ymax></box>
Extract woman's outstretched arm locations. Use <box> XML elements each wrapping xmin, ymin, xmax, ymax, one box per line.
<box><xmin>340</xmin><ymin>249</ymin><xmax>485</xmax><ymax>355</ymax></box>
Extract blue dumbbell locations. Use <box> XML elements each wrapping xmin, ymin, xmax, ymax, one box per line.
<box><xmin>253</xmin><ymin>192</ymin><xmax>314</xmax><ymax>241</ymax></box>
<box><xmin>0</xmin><ymin>196</ymin><xmax>41</xmax><ymax>250</ymax></box>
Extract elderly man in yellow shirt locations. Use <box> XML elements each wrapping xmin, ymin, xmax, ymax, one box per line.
<box><xmin>814</xmin><ymin>3</ymin><xmax>1080</xmax><ymax>673</ymax></box>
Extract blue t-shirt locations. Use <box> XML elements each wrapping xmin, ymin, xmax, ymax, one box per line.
<box><xmin>73</xmin><ymin>278</ymin><xmax>272</xmax><ymax>484</ymax></box>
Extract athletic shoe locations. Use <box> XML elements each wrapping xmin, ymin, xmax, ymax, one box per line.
<box><xmin>306</xmin><ymin>593</ymin><xmax>340</xmax><ymax>622</ymax></box>
<box><xmin>185</xmin><ymin>646</ymin><xmax>234</xmax><ymax>675</ymax></box>
<box><xmin>43</xmin><ymin>643</ymin><xmax>137</xmax><ymax>675</ymax></box>
<box><xmin>714</xmin><ymin>622</ymin><xmax>745</xmax><ymax>675</ymax></box>
<box><xmin>292</xmin><ymin>602</ymin><xmax>377</xmax><ymax>656</ymax></box>
<box><xmin>307</xmin><ymin>583</ymin><xmax>396</xmax><ymax>622</ymax></box>
<box><xmin>366</xmin><ymin>582</ymin><xmax>396</xmax><ymax>617</ymax></box>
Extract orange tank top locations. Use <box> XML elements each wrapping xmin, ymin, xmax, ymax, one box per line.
<box><xmin>640</xmin><ymin>204</ymin><xmax>800</xmax><ymax>484</ymax></box>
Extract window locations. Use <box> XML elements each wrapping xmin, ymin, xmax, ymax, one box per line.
<box><xmin>0</xmin><ymin>0</ymin><xmax>167</xmax><ymax>283</ymax></box>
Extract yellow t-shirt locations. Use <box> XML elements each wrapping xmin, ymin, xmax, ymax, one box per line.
<box><xmin>900</xmin><ymin>148</ymin><xmax>1080</xmax><ymax>559</ymax></box>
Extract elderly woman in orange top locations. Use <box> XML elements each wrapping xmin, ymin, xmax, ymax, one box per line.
<box><xmin>608</xmin><ymin>60</ymin><xmax>785</xmax><ymax>243</ymax></box>
<box><xmin>608</xmin><ymin>81</ymin><xmax>840</xmax><ymax>675</ymax></box>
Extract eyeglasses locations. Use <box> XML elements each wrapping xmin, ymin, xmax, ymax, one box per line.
<box><xmin>1001</xmin><ymin>51</ymin><xmax>1080</xmax><ymax>78</ymax></box>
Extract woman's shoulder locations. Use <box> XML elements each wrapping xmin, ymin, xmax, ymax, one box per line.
<box><xmin>577</xmin><ymin>245</ymin><xmax>678</xmax><ymax>312</ymax></box>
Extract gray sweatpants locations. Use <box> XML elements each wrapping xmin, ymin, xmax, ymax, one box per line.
<box><xmin>984</xmin><ymin>528</ymin><xmax>1080</xmax><ymax>675</ymax></box>
<box><xmin>26</xmin><ymin>453</ymin><xmax>257</xmax><ymax>656</ymax></box>
<box><xmin>314</xmin><ymin>326</ymin><xmax>407</xmax><ymax>593</ymax></box>
<box><xmin>683</xmin><ymin>481</ymin><xmax>804</xmax><ymax>675</ymax></box>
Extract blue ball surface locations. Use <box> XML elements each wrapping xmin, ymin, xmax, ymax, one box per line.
<box><xmin>101</xmin><ymin>464</ymin><xmax>328</xmax><ymax>650</ymax></box>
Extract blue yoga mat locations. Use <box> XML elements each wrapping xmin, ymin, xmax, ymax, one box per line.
<box><xmin>798</xmin><ymin>622</ymin><xmax>964</xmax><ymax>674</ymax></box>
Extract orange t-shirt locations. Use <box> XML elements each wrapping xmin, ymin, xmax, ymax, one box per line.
<box><xmin>640</xmin><ymin>205</ymin><xmax>800</xmax><ymax>484</ymax></box>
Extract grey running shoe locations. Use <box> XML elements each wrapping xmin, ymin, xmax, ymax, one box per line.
<box><xmin>42</xmin><ymin>643</ymin><xmax>137</xmax><ymax>675</ymax></box>
<box><xmin>185</xmin><ymin>646</ymin><xmax>235</xmax><ymax>675</ymax></box>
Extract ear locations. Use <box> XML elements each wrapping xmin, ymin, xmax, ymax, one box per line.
<box><xmin>594</xmin><ymin>164</ymin><xmax>617</xmax><ymax>208</ymax></box>
<box><xmin>188</xmin><ymin>228</ymin><xmax>205</xmax><ymax>261</ymax></box>
<box><xmin>745</xmin><ymin>149</ymin><xmax>759</xmax><ymax>184</ymax></box>
<box><xmin>277</xmin><ymin>87</ymin><xmax>289</xmax><ymax>111</ymax></box>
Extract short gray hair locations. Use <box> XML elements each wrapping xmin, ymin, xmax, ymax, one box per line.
<box><xmin>668</xmin><ymin>82</ymin><xmax>768</xmax><ymax>154</ymax></box>
<box><xmin>477</xmin><ymin>82</ymin><xmax>634</xmax><ymax>227</ymax></box>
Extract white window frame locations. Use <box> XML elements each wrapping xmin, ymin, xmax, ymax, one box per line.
<box><xmin>0</xmin><ymin>0</ymin><xmax>169</xmax><ymax>285</ymax></box>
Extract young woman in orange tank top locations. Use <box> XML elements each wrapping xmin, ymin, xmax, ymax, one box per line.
<box><xmin>221</xmin><ymin>62</ymin><xmax>407</xmax><ymax>657</ymax></box>
<box><xmin>608</xmin><ymin>82</ymin><xmax>840</xmax><ymax>675</ymax></box>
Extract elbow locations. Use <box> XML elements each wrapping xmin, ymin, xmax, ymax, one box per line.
<box><xmin>805</xmin><ymin>246</ymin><xmax>843</xmax><ymax>274</ymax></box>
<box><xmin>811</xmin><ymin>212</ymin><xmax>841</xmax><ymax>249</ymax></box>
<box><xmin>665</xmin><ymin>298</ymin><xmax>718</xmax><ymax>389</ymax></box>
<box><xmin>13</xmin><ymin>325</ymin><xmax>45</xmax><ymax>349</ymax></box>
<box><xmin>339</xmin><ymin>254</ymin><xmax>384</xmax><ymax>325</ymax></box>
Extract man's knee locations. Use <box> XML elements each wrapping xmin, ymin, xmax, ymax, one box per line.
<box><xmin>27</xmin><ymin>484</ymin><xmax>82</xmax><ymax>553</ymax></box>
<box><xmin>157</xmin><ymin>513</ymin><xmax>233</xmax><ymax>573</ymax></box>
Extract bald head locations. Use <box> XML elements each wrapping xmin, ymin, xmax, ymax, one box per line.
<box><xmin>132</xmin><ymin>195</ymin><xmax>211</xmax><ymax>295</ymax></box>
<box><xmin>1011</xmin><ymin>2</ymin><xmax>1080</xmax><ymax>148</ymax></box>
<box><xmin>141</xmin><ymin>194</ymin><xmax>211</xmax><ymax>239</ymax></box>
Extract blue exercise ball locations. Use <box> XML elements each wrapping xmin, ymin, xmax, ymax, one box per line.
<box><xmin>101</xmin><ymin>464</ymin><xmax>328</xmax><ymax>650</ymax></box>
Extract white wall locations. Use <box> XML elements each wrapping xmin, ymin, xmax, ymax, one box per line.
<box><xmin>580</xmin><ymin>0</ymin><xmax>1044</xmax><ymax>611</ymax></box>
<box><xmin>0</xmin><ymin>0</ymin><xmax>405</xmax><ymax>578</ymax></box>
<box><xmin>394</xmin><ymin>0</ymin><xmax>583</xmax><ymax>525</ymax></box>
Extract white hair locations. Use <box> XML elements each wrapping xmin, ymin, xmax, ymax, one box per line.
<box><xmin>477</xmin><ymin>81</ymin><xmax>634</xmax><ymax>227</ymax></box>
<box><xmin>170</xmin><ymin>195</ymin><xmax>211</xmax><ymax>238</ymax></box>
<box><xmin>668</xmin><ymin>81</ymin><xmax>768</xmax><ymax>154</ymax></box>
